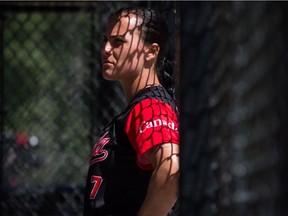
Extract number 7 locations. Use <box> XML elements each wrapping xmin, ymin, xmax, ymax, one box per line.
<box><xmin>90</xmin><ymin>176</ymin><xmax>103</xmax><ymax>199</ymax></box>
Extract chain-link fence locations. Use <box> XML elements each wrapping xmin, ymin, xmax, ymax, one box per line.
<box><xmin>179</xmin><ymin>1</ymin><xmax>288</xmax><ymax>216</ymax></box>
<box><xmin>210</xmin><ymin>3</ymin><xmax>287</xmax><ymax>215</ymax></box>
<box><xmin>0</xmin><ymin>1</ymin><xmax>136</xmax><ymax>215</ymax></box>
<box><xmin>0</xmin><ymin>1</ymin><xmax>176</xmax><ymax>215</ymax></box>
<box><xmin>1</xmin><ymin>1</ymin><xmax>288</xmax><ymax>216</ymax></box>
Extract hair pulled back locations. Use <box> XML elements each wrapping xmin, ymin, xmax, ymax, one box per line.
<box><xmin>110</xmin><ymin>7</ymin><xmax>175</xmax><ymax>98</ymax></box>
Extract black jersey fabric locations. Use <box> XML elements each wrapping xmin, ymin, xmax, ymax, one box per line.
<box><xmin>84</xmin><ymin>86</ymin><xmax>179</xmax><ymax>216</ymax></box>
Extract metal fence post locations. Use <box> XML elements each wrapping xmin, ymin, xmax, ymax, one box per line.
<box><xmin>179</xmin><ymin>2</ymin><xmax>214</xmax><ymax>216</ymax></box>
<box><xmin>0</xmin><ymin>6</ymin><xmax>5</xmax><ymax>211</ymax></box>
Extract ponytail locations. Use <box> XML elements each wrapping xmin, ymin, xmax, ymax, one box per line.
<box><xmin>157</xmin><ymin>48</ymin><xmax>176</xmax><ymax>99</ymax></box>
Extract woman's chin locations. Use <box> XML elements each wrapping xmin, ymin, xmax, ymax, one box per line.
<box><xmin>102</xmin><ymin>71</ymin><xmax>116</xmax><ymax>81</ymax></box>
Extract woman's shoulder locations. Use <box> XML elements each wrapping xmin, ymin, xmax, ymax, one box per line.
<box><xmin>117</xmin><ymin>86</ymin><xmax>177</xmax><ymax>124</ymax></box>
<box><xmin>130</xmin><ymin>85</ymin><xmax>177</xmax><ymax>111</ymax></box>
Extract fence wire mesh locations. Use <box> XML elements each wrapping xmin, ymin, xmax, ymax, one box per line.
<box><xmin>0</xmin><ymin>1</ymin><xmax>176</xmax><ymax>215</ymax></box>
<box><xmin>1</xmin><ymin>1</ymin><xmax>288</xmax><ymax>216</ymax></box>
<box><xmin>179</xmin><ymin>1</ymin><xmax>288</xmax><ymax>216</ymax></box>
<box><xmin>0</xmin><ymin>2</ymin><xmax>135</xmax><ymax>215</ymax></box>
<box><xmin>209</xmin><ymin>2</ymin><xmax>288</xmax><ymax>216</ymax></box>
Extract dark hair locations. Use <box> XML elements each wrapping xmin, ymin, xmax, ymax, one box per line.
<box><xmin>110</xmin><ymin>7</ymin><xmax>175</xmax><ymax>98</ymax></box>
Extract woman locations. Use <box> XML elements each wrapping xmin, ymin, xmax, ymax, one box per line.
<box><xmin>84</xmin><ymin>7</ymin><xmax>179</xmax><ymax>216</ymax></box>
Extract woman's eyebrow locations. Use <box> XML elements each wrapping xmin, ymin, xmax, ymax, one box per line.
<box><xmin>110</xmin><ymin>34</ymin><xmax>126</xmax><ymax>40</ymax></box>
<box><xmin>102</xmin><ymin>34</ymin><xmax>126</xmax><ymax>41</ymax></box>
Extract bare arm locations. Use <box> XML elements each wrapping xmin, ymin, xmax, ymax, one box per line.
<box><xmin>138</xmin><ymin>143</ymin><xmax>179</xmax><ymax>216</ymax></box>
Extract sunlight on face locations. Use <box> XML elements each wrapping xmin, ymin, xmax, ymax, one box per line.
<box><xmin>101</xmin><ymin>13</ymin><xmax>147</xmax><ymax>81</ymax></box>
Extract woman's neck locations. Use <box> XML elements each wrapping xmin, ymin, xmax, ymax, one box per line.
<box><xmin>120</xmin><ymin>69</ymin><xmax>160</xmax><ymax>103</ymax></box>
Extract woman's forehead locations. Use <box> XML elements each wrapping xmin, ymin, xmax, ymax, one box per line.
<box><xmin>106</xmin><ymin>13</ymin><xmax>143</xmax><ymax>36</ymax></box>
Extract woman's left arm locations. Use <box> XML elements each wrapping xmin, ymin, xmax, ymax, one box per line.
<box><xmin>138</xmin><ymin>143</ymin><xmax>179</xmax><ymax>216</ymax></box>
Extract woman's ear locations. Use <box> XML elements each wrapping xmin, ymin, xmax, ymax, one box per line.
<box><xmin>146</xmin><ymin>43</ymin><xmax>160</xmax><ymax>61</ymax></box>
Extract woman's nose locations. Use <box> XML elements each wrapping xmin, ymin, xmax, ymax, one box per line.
<box><xmin>102</xmin><ymin>41</ymin><xmax>112</xmax><ymax>55</ymax></box>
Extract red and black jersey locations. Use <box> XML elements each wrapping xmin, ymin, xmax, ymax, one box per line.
<box><xmin>84</xmin><ymin>86</ymin><xmax>179</xmax><ymax>216</ymax></box>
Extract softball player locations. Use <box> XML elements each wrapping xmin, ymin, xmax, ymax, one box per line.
<box><xmin>84</xmin><ymin>7</ymin><xmax>179</xmax><ymax>216</ymax></box>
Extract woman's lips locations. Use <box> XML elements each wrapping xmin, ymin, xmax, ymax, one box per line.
<box><xmin>103</xmin><ymin>60</ymin><xmax>114</xmax><ymax>67</ymax></box>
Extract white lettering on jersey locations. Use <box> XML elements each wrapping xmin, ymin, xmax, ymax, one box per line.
<box><xmin>139</xmin><ymin>119</ymin><xmax>178</xmax><ymax>133</ymax></box>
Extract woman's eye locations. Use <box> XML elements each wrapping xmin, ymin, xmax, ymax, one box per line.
<box><xmin>101</xmin><ymin>36</ymin><xmax>125</xmax><ymax>47</ymax></box>
<box><xmin>112</xmin><ymin>38</ymin><xmax>125</xmax><ymax>46</ymax></box>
